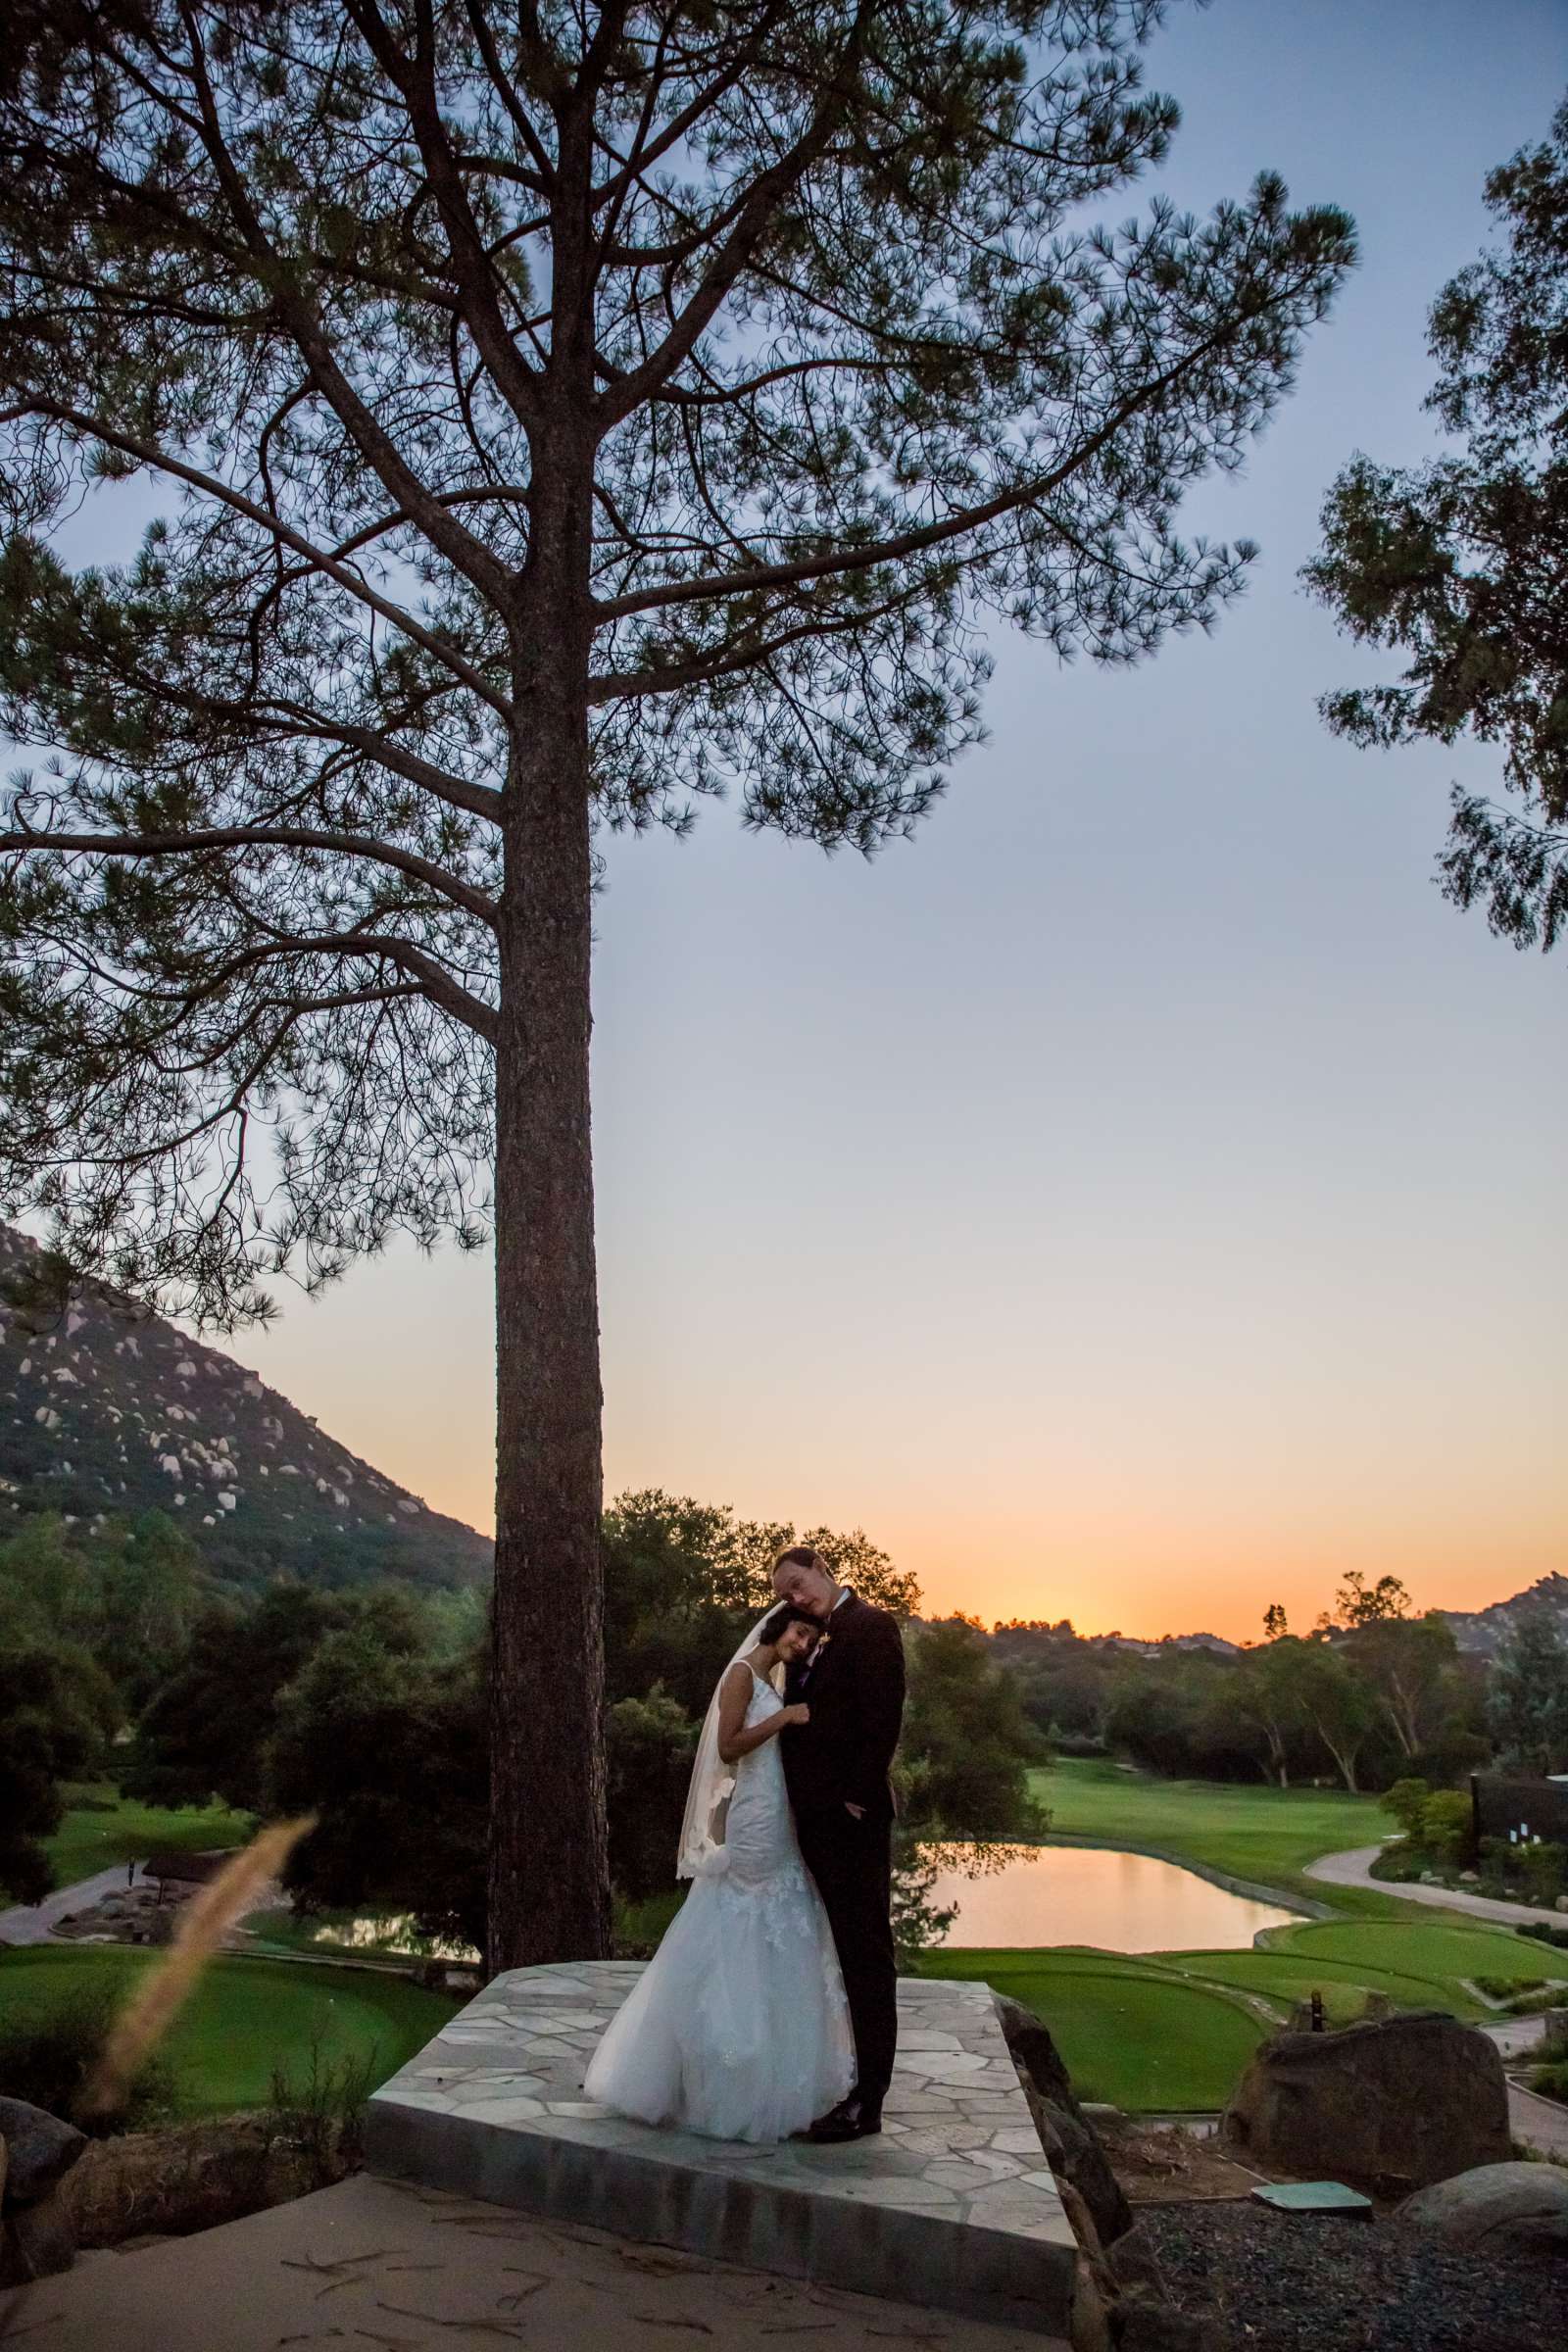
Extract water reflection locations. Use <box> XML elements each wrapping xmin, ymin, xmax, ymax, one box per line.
<box><xmin>318</xmin><ymin>1914</ymin><xmax>480</xmax><ymax>1963</ymax></box>
<box><xmin>923</xmin><ymin>1842</ymin><xmax>1298</xmax><ymax>1951</ymax></box>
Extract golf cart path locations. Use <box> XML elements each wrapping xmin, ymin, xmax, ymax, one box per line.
<box><xmin>1305</xmin><ymin>1842</ymin><xmax>1568</xmax><ymax>1929</ymax></box>
<box><xmin>0</xmin><ymin>1864</ymin><xmax>143</xmax><ymax>1946</ymax></box>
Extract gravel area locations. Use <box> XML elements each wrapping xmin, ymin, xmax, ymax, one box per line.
<box><xmin>1143</xmin><ymin>2201</ymin><xmax>1568</xmax><ymax>2352</ymax></box>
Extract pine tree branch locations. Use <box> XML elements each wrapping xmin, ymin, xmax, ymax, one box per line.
<box><xmin>0</xmin><ymin>823</ymin><xmax>498</xmax><ymax>924</ymax></box>
<box><xmin>340</xmin><ymin>0</ymin><xmax>544</xmax><ymax>437</ymax></box>
<box><xmin>172</xmin><ymin>0</ymin><xmax>518</xmax><ymax>612</ymax></box>
<box><xmin>1</xmin><ymin>396</ymin><xmax>511</xmax><ymax>716</ymax></box>
<box><xmin>596</xmin><ymin>0</ymin><xmax>878</xmax><ymax>428</ymax></box>
<box><xmin>594</xmin><ymin>314</ymin><xmax>1272</xmax><ymax>623</ymax></box>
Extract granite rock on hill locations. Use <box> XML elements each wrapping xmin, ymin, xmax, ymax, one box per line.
<box><xmin>0</xmin><ymin>1223</ymin><xmax>491</xmax><ymax>1593</ymax></box>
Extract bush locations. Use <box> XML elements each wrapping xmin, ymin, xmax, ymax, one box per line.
<box><xmin>1532</xmin><ymin>2059</ymin><xmax>1568</xmax><ymax>2108</ymax></box>
<box><xmin>606</xmin><ymin>1686</ymin><xmax>699</xmax><ymax>1901</ymax></box>
<box><xmin>0</xmin><ymin>1981</ymin><xmax>176</xmax><ymax>2132</ymax></box>
<box><xmin>1383</xmin><ymin>1777</ymin><xmax>1431</xmax><ymax>1839</ymax></box>
<box><xmin>1519</xmin><ymin>1840</ymin><xmax>1568</xmax><ymax>1905</ymax></box>
<box><xmin>1419</xmin><ymin>1788</ymin><xmax>1473</xmax><ymax>1867</ymax></box>
<box><xmin>1517</xmin><ymin>1920</ymin><xmax>1568</xmax><ymax>1951</ymax></box>
<box><xmin>267</xmin><ymin>2034</ymin><xmax>376</xmax><ymax>2181</ymax></box>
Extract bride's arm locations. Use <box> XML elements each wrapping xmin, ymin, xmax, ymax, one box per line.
<box><xmin>716</xmin><ymin>1664</ymin><xmax>808</xmax><ymax>1764</ymax></box>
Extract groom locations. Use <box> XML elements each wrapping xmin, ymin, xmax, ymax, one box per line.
<box><xmin>772</xmin><ymin>1544</ymin><xmax>906</xmax><ymax>2142</ymax></box>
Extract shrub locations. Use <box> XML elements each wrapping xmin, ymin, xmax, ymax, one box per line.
<box><xmin>267</xmin><ymin>2034</ymin><xmax>377</xmax><ymax>2181</ymax></box>
<box><xmin>1532</xmin><ymin>2059</ymin><xmax>1568</xmax><ymax>2108</ymax></box>
<box><xmin>1517</xmin><ymin>1921</ymin><xmax>1568</xmax><ymax>1951</ymax></box>
<box><xmin>0</xmin><ymin>1980</ymin><xmax>176</xmax><ymax>2132</ymax></box>
<box><xmin>1419</xmin><ymin>1789</ymin><xmax>1473</xmax><ymax>1867</ymax></box>
<box><xmin>1383</xmin><ymin>1777</ymin><xmax>1431</xmax><ymax>1839</ymax></box>
<box><xmin>1519</xmin><ymin>1840</ymin><xmax>1568</xmax><ymax>1905</ymax></box>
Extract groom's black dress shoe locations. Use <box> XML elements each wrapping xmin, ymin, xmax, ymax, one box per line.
<box><xmin>800</xmin><ymin>2097</ymin><xmax>882</xmax><ymax>2143</ymax></box>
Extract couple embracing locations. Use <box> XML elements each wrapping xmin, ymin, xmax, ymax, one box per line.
<box><xmin>585</xmin><ymin>1545</ymin><xmax>906</xmax><ymax>2145</ymax></box>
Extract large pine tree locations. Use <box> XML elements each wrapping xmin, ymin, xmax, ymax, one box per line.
<box><xmin>0</xmin><ymin>1</ymin><xmax>1352</xmax><ymax>1965</ymax></box>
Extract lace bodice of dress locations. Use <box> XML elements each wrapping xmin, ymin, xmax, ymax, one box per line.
<box><xmin>722</xmin><ymin>1666</ymin><xmax>799</xmax><ymax>1886</ymax></box>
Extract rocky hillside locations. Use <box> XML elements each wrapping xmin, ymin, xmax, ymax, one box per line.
<box><xmin>0</xmin><ymin>1224</ymin><xmax>492</xmax><ymax>1593</ymax></box>
<box><xmin>1439</xmin><ymin>1573</ymin><xmax>1568</xmax><ymax>1659</ymax></box>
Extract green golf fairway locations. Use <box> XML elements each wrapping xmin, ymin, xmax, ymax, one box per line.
<box><xmin>1158</xmin><ymin>1946</ymin><xmax>1477</xmax><ymax>2023</ymax></box>
<box><xmin>1028</xmin><ymin>1758</ymin><xmax>1388</xmax><ymax>1886</ymax></box>
<box><xmin>0</xmin><ymin>1945</ymin><xmax>454</xmax><ymax>2114</ymax></box>
<box><xmin>44</xmin><ymin>1785</ymin><xmax>256</xmax><ymax>1888</ymax></box>
<box><xmin>1261</xmin><ymin>1917</ymin><xmax>1566</xmax><ymax>1992</ymax></box>
<box><xmin>921</xmin><ymin>1945</ymin><xmax>1265</xmax><ymax>2112</ymax></box>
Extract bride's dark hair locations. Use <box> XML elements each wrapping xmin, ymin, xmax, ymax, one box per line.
<box><xmin>758</xmin><ymin>1601</ymin><xmax>819</xmax><ymax>1649</ymax></box>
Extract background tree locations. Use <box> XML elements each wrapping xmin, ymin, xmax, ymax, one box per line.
<box><xmin>266</xmin><ymin>1617</ymin><xmax>488</xmax><ymax>1955</ymax></box>
<box><xmin>1306</xmin><ymin>96</ymin><xmax>1568</xmax><ymax>953</ymax></box>
<box><xmin>604</xmin><ymin>1686</ymin><xmax>698</xmax><ymax>1902</ymax></box>
<box><xmin>0</xmin><ymin>1</ymin><xmax>1353</xmax><ymax>1966</ymax></box>
<box><xmin>1489</xmin><ymin>1609</ymin><xmax>1568</xmax><ymax>1775</ymax></box>
<box><xmin>898</xmin><ymin>1617</ymin><xmax>1046</xmax><ymax>1837</ymax></box>
<box><xmin>1290</xmin><ymin>1639</ymin><xmax>1377</xmax><ymax>1792</ymax></box>
<box><xmin>1334</xmin><ymin>1570</ymin><xmax>1411</xmax><ymax>1627</ymax></box>
<box><xmin>123</xmin><ymin>1581</ymin><xmax>373</xmax><ymax>1811</ymax></box>
<box><xmin>0</xmin><ymin>1642</ymin><xmax>114</xmax><ymax>1901</ymax></box>
<box><xmin>1233</xmin><ymin>1634</ymin><xmax>1311</xmax><ymax>1788</ymax></box>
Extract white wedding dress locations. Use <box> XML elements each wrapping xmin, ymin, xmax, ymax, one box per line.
<box><xmin>584</xmin><ymin>1663</ymin><xmax>855</xmax><ymax>2143</ymax></box>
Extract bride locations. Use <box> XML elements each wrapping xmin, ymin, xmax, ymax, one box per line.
<box><xmin>584</xmin><ymin>1602</ymin><xmax>855</xmax><ymax>2143</ymax></box>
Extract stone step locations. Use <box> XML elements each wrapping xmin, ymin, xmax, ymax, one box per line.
<box><xmin>366</xmin><ymin>1965</ymin><xmax>1079</xmax><ymax>2336</ymax></box>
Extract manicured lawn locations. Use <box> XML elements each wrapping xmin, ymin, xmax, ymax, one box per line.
<box><xmin>44</xmin><ymin>1783</ymin><xmax>256</xmax><ymax>1889</ymax></box>
<box><xmin>922</xmin><ymin>1945</ymin><xmax>1265</xmax><ymax>2112</ymax></box>
<box><xmin>1261</xmin><ymin>1917</ymin><xmax>1568</xmax><ymax>1995</ymax></box>
<box><xmin>0</xmin><ymin>1945</ymin><xmax>454</xmax><ymax>2114</ymax></box>
<box><xmin>1156</xmin><ymin>1946</ymin><xmax>1482</xmax><ymax>2024</ymax></box>
<box><xmin>1027</xmin><ymin>1758</ymin><xmax>1389</xmax><ymax>1887</ymax></box>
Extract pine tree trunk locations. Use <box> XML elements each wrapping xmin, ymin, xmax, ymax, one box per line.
<box><xmin>486</xmin><ymin>519</ymin><xmax>611</xmax><ymax>1968</ymax></box>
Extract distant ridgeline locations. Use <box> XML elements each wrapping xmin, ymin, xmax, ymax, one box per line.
<box><xmin>1438</xmin><ymin>1575</ymin><xmax>1568</xmax><ymax>1659</ymax></box>
<box><xmin>0</xmin><ymin>1223</ymin><xmax>492</xmax><ymax>1593</ymax></box>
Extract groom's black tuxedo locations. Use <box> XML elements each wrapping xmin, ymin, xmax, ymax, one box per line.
<box><xmin>781</xmin><ymin>1592</ymin><xmax>906</xmax><ymax>2116</ymax></box>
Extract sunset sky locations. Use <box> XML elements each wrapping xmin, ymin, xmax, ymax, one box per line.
<box><xmin>75</xmin><ymin>2</ymin><xmax>1568</xmax><ymax>1641</ymax></box>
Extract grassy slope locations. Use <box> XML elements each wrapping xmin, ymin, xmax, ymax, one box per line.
<box><xmin>44</xmin><ymin>1783</ymin><xmax>256</xmax><ymax>1889</ymax></box>
<box><xmin>0</xmin><ymin>1944</ymin><xmax>454</xmax><ymax>2114</ymax></box>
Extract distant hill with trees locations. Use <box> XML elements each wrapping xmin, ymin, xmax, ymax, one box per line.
<box><xmin>0</xmin><ymin>1225</ymin><xmax>490</xmax><ymax>1594</ymax></box>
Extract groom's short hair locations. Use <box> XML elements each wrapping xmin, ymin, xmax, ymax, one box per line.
<box><xmin>772</xmin><ymin>1544</ymin><xmax>830</xmax><ymax>1580</ymax></box>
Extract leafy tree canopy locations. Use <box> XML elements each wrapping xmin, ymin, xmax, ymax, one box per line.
<box><xmin>1306</xmin><ymin>98</ymin><xmax>1568</xmax><ymax>952</ymax></box>
<box><xmin>0</xmin><ymin>0</ymin><xmax>1353</xmax><ymax>1318</ymax></box>
<box><xmin>0</xmin><ymin>0</ymin><xmax>1353</xmax><ymax>1962</ymax></box>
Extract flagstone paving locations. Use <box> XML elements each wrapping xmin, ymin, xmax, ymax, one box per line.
<box><xmin>366</xmin><ymin>1965</ymin><xmax>1078</xmax><ymax>2335</ymax></box>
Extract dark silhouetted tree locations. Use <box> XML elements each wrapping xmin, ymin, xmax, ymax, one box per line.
<box><xmin>1306</xmin><ymin>98</ymin><xmax>1568</xmax><ymax>952</ymax></box>
<box><xmin>0</xmin><ymin>2</ymin><xmax>1352</xmax><ymax>1964</ymax></box>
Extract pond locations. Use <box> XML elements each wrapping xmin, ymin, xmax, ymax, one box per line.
<box><xmin>924</xmin><ymin>1842</ymin><xmax>1299</xmax><ymax>1951</ymax></box>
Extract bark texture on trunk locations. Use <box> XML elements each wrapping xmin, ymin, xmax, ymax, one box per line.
<box><xmin>487</xmin><ymin>469</ymin><xmax>610</xmax><ymax>1965</ymax></box>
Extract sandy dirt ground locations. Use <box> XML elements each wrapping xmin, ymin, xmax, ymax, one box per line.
<box><xmin>0</xmin><ymin>2170</ymin><xmax>1071</xmax><ymax>2352</ymax></box>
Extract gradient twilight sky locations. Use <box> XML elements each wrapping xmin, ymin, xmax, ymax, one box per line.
<box><xmin>190</xmin><ymin>3</ymin><xmax>1562</xmax><ymax>1636</ymax></box>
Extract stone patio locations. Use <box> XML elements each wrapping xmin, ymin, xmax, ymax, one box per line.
<box><xmin>365</xmin><ymin>1964</ymin><xmax>1079</xmax><ymax>2335</ymax></box>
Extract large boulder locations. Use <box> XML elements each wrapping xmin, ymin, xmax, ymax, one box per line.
<box><xmin>1222</xmin><ymin>2013</ymin><xmax>1509</xmax><ymax>2195</ymax></box>
<box><xmin>1400</xmin><ymin>2162</ymin><xmax>1568</xmax><ymax>2254</ymax></box>
<box><xmin>994</xmin><ymin>1993</ymin><xmax>1134</xmax><ymax>2248</ymax></box>
<box><xmin>0</xmin><ymin>2097</ymin><xmax>87</xmax><ymax>2207</ymax></box>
